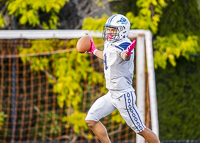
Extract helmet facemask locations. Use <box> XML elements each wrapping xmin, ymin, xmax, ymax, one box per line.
<box><xmin>103</xmin><ymin>26</ymin><xmax>124</xmax><ymax>43</ymax></box>
<box><xmin>102</xmin><ymin>14</ymin><xmax>130</xmax><ymax>43</ymax></box>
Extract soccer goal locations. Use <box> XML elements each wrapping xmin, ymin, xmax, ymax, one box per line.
<box><xmin>0</xmin><ymin>30</ymin><xmax>158</xmax><ymax>143</ymax></box>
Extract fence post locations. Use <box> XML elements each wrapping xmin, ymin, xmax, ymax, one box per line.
<box><xmin>11</xmin><ymin>40</ymin><xmax>17</xmax><ymax>143</ymax></box>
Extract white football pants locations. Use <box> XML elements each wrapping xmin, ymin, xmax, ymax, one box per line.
<box><xmin>85</xmin><ymin>90</ymin><xmax>146</xmax><ymax>133</ymax></box>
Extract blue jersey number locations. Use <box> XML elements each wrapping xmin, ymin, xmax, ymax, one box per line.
<box><xmin>104</xmin><ymin>53</ymin><xmax>108</xmax><ymax>70</ymax></box>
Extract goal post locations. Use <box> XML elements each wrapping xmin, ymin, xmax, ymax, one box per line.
<box><xmin>129</xmin><ymin>30</ymin><xmax>159</xmax><ymax>143</ymax></box>
<box><xmin>0</xmin><ymin>30</ymin><xmax>158</xmax><ymax>143</ymax></box>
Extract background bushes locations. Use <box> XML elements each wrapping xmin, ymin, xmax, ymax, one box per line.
<box><xmin>156</xmin><ymin>57</ymin><xmax>200</xmax><ymax>139</ymax></box>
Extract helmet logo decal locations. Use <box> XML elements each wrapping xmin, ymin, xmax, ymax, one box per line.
<box><xmin>117</xmin><ymin>17</ymin><xmax>128</xmax><ymax>24</ymax></box>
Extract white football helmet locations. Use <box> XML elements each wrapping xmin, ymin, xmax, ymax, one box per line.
<box><xmin>103</xmin><ymin>14</ymin><xmax>130</xmax><ymax>42</ymax></box>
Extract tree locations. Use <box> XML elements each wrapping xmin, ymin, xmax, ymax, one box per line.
<box><xmin>0</xmin><ymin>0</ymin><xmax>93</xmax><ymax>29</ymax></box>
<box><xmin>0</xmin><ymin>0</ymin><xmax>68</xmax><ymax>29</ymax></box>
<box><xmin>153</xmin><ymin>0</ymin><xmax>200</xmax><ymax>69</ymax></box>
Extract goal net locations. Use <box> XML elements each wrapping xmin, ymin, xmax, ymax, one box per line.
<box><xmin>0</xmin><ymin>30</ymin><xmax>158</xmax><ymax>143</ymax></box>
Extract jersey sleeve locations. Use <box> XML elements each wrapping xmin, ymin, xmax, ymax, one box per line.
<box><xmin>111</xmin><ymin>41</ymin><xmax>132</xmax><ymax>57</ymax></box>
<box><xmin>118</xmin><ymin>42</ymin><xmax>131</xmax><ymax>51</ymax></box>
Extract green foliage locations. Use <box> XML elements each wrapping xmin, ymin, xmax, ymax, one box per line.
<box><xmin>153</xmin><ymin>34</ymin><xmax>200</xmax><ymax>69</ymax></box>
<box><xmin>35</xmin><ymin>111</ymin><xmax>61</xmax><ymax>138</ymax></box>
<box><xmin>62</xmin><ymin>111</ymin><xmax>88</xmax><ymax>134</ymax></box>
<box><xmin>0</xmin><ymin>14</ymin><xmax>5</xmax><ymax>28</ymax></box>
<box><xmin>157</xmin><ymin>0</ymin><xmax>200</xmax><ymax>37</ymax></box>
<box><xmin>131</xmin><ymin>0</ymin><xmax>167</xmax><ymax>34</ymax></box>
<box><xmin>82</xmin><ymin>14</ymin><xmax>109</xmax><ymax>32</ymax></box>
<box><xmin>19</xmin><ymin>39</ymin><xmax>54</xmax><ymax>71</ymax></box>
<box><xmin>95</xmin><ymin>0</ymin><xmax>108</xmax><ymax>9</ymax></box>
<box><xmin>156</xmin><ymin>57</ymin><xmax>200</xmax><ymax>139</ymax></box>
<box><xmin>0</xmin><ymin>111</ymin><xmax>7</xmax><ymax>131</ymax></box>
<box><xmin>6</xmin><ymin>0</ymin><xmax>68</xmax><ymax>29</ymax></box>
<box><xmin>126</xmin><ymin>11</ymin><xmax>158</xmax><ymax>34</ymax></box>
<box><xmin>62</xmin><ymin>110</ymin><xmax>93</xmax><ymax>139</ymax></box>
<box><xmin>18</xmin><ymin>38</ymin><xmax>106</xmax><ymax>139</ymax></box>
<box><xmin>109</xmin><ymin>0</ymin><xmax>138</xmax><ymax>16</ymax></box>
<box><xmin>153</xmin><ymin>0</ymin><xmax>200</xmax><ymax>69</ymax></box>
<box><xmin>82</xmin><ymin>0</ymin><xmax>167</xmax><ymax>34</ymax></box>
<box><xmin>52</xmin><ymin>50</ymin><xmax>104</xmax><ymax>109</ymax></box>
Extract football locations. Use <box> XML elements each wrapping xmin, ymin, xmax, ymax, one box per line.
<box><xmin>76</xmin><ymin>35</ymin><xmax>92</xmax><ymax>53</ymax></box>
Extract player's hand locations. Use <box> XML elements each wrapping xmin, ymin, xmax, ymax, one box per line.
<box><xmin>125</xmin><ymin>40</ymin><xmax>136</xmax><ymax>55</ymax></box>
<box><xmin>89</xmin><ymin>39</ymin><xmax>97</xmax><ymax>55</ymax></box>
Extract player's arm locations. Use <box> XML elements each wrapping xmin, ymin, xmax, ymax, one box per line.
<box><xmin>89</xmin><ymin>39</ymin><xmax>103</xmax><ymax>60</ymax></box>
<box><xmin>121</xmin><ymin>52</ymin><xmax>131</xmax><ymax>61</ymax></box>
<box><xmin>94</xmin><ymin>50</ymin><xmax>103</xmax><ymax>59</ymax></box>
<box><xmin>121</xmin><ymin>40</ymin><xmax>136</xmax><ymax>61</ymax></box>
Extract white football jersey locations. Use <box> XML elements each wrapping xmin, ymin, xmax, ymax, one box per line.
<box><xmin>103</xmin><ymin>38</ymin><xmax>134</xmax><ymax>90</ymax></box>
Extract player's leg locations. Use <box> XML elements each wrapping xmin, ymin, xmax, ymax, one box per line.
<box><xmin>85</xmin><ymin>120</ymin><xmax>111</xmax><ymax>143</ymax></box>
<box><xmin>85</xmin><ymin>92</ymin><xmax>116</xmax><ymax>143</ymax></box>
<box><xmin>116</xmin><ymin>91</ymin><xmax>160</xmax><ymax>143</ymax></box>
<box><xmin>131</xmin><ymin>94</ymin><xmax>160</xmax><ymax>143</ymax></box>
<box><xmin>138</xmin><ymin>128</ymin><xmax>160</xmax><ymax>143</ymax></box>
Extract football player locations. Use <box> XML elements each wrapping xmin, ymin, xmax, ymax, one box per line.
<box><xmin>85</xmin><ymin>14</ymin><xmax>160</xmax><ymax>143</ymax></box>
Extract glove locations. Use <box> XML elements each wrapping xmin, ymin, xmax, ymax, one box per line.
<box><xmin>125</xmin><ymin>40</ymin><xmax>136</xmax><ymax>55</ymax></box>
<box><xmin>89</xmin><ymin>39</ymin><xmax>97</xmax><ymax>55</ymax></box>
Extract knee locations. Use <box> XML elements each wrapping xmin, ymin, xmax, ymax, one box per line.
<box><xmin>85</xmin><ymin>120</ymin><xmax>97</xmax><ymax>128</ymax></box>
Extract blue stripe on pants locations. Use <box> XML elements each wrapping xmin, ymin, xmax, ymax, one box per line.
<box><xmin>124</xmin><ymin>93</ymin><xmax>139</xmax><ymax>132</ymax></box>
<box><xmin>131</xmin><ymin>92</ymin><xmax>145</xmax><ymax>130</ymax></box>
<box><xmin>124</xmin><ymin>92</ymin><xmax>145</xmax><ymax>132</ymax></box>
